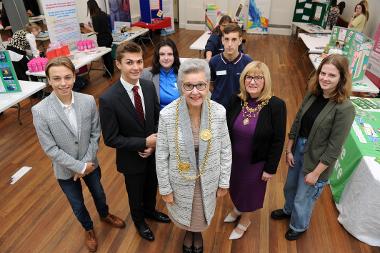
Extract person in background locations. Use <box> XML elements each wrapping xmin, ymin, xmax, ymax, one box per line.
<box><xmin>326</xmin><ymin>0</ymin><xmax>340</xmax><ymax>30</ymax></box>
<box><xmin>6</xmin><ymin>23</ymin><xmax>41</xmax><ymax>80</ymax></box>
<box><xmin>348</xmin><ymin>2</ymin><xmax>367</xmax><ymax>32</ymax></box>
<box><xmin>32</xmin><ymin>57</ymin><xmax>125</xmax><ymax>253</ymax></box>
<box><xmin>141</xmin><ymin>38</ymin><xmax>181</xmax><ymax>109</ymax></box>
<box><xmin>271</xmin><ymin>54</ymin><xmax>355</xmax><ymax>241</ymax></box>
<box><xmin>99</xmin><ymin>42</ymin><xmax>170</xmax><ymax>242</ymax></box>
<box><xmin>23</xmin><ymin>0</ymin><xmax>41</xmax><ymax>17</ymax></box>
<box><xmin>205</xmin><ymin>15</ymin><xmax>233</xmax><ymax>62</ymax></box>
<box><xmin>209</xmin><ymin>23</ymin><xmax>252</xmax><ymax>108</ymax></box>
<box><xmin>225</xmin><ymin>61</ymin><xmax>286</xmax><ymax>240</ymax></box>
<box><xmin>156</xmin><ymin>59</ymin><xmax>231</xmax><ymax>253</ymax></box>
<box><xmin>87</xmin><ymin>0</ymin><xmax>114</xmax><ymax>77</ymax></box>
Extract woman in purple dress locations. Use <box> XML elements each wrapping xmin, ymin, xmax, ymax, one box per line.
<box><xmin>225</xmin><ymin>61</ymin><xmax>287</xmax><ymax>239</ymax></box>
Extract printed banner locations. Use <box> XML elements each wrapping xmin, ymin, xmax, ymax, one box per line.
<box><xmin>330</xmin><ymin>97</ymin><xmax>380</xmax><ymax>202</ymax></box>
<box><xmin>246</xmin><ymin>0</ymin><xmax>271</xmax><ymax>34</ymax></box>
<box><xmin>40</xmin><ymin>0</ymin><xmax>81</xmax><ymax>49</ymax></box>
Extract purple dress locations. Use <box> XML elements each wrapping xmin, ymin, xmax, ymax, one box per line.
<box><xmin>229</xmin><ymin>99</ymin><xmax>267</xmax><ymax>212</ymax></box>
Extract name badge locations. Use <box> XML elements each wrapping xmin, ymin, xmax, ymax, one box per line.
<box><xmin>216</xmin><ymin>70</ymin><xmax>227</xmax><ymax>76</ymax></box>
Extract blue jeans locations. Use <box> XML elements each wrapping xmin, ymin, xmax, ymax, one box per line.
<box><xmin>58</xmin><ymin>167</ymin><xmax>109</xmax><ymax>231</ymax></box>
<box><xmin>283</xmin><ymin>137</ymin><xmax>327</xmax><ymax>232</ymax></box>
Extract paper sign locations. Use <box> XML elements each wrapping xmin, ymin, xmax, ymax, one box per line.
<box><xmin>305</xmin><ymin>3</ymin><xmax>312</xmax><ymax>8</ymax></box>
<box><xmin>314</xmin><ymin>6</ymin><xmax>322</xmax><ymax>21</ymax></box>
<box><xmin>296</xmin><ymin>9</ymin><xmax>303</xmax><ymax>14</ymax></box>
<box><xmin>302</xmin><ymin>15</ymin><xmax>310</xmax><ymax>21</ymax></box>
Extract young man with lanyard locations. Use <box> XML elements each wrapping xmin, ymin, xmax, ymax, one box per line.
<box><xmin>209</xmin><ymin>23</ymin><xmax>252</xmax><ymax>108</ymax></box>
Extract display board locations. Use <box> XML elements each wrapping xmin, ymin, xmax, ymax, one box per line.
<box><xmin>0</xmin><ymin>51</ymin><xmax>21</xmax><ymax>93</ymax></box>
<box><xmin>40</xmin><ymin>0</ymin><xmax>81</xmax><ymax>49</ymax></box>
<box><xmin>139</xmin><ymin>0</ymin><xmax>162</xmax><ymax>24</ymax></box>
<box><xmin>328</xmin><ymin>26</ymin><xmax>374</xmax><ymax>82</ymax></box>
<box><xmin>162</xmin><ymin>0</ymin><xmax>175</xmax><ymax>34</ymax></box>
<box><xmin>109</xmin><ymin>0</ymin><xmax>131</xmax><ymax>31</ymax></box>
<box><xmin>246</xmin><ymin>0</ymin><xmax>271</xmax><ymax>34</ymax></box>
<box><xmin>366</xmin><ymin>24</ymin><xmax>380</xmax><ymax>88</ymax></box>
<box><xmin>330</xmin><ymin>97</ymin><xmax>380</xmax><ymax>203</ymax></box>
<box><xmin>292</xmin><ymin>0</ymin><xmax>329</xmax><ymax>28</ymax></box>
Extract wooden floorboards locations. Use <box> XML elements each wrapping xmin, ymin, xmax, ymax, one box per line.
<box><xmin>0</xmin><ymin>28</ymin><xmax>379</xmax><ymax>253</ymax></box>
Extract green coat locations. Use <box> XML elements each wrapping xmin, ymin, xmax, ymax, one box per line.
<box><xmin>289</xmin><ymin>93</ymin><xmax>355</xmax><ymax>181</ymax></box>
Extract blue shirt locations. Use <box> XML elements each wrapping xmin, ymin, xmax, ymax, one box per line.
<box><xmin>209</xmin><ymin>52</ymin><xmax>252</xmax><ymax>107</ymax></box>
<box><xmin>159</xmin><ymin>68</ymin><xmax>180</xmax><ymax>109</ymax></box>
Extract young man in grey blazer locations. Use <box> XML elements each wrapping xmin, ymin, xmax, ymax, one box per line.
<box><xmin>32</xmin><ymin>57</ymin><xmax>125</xmax><ymax>253</ymax></box>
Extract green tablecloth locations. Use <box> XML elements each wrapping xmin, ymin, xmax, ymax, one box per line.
<box><xmin>330</xmin><ymin>97</ymin><xmax>380</xmax><ymax>202</ymax></box>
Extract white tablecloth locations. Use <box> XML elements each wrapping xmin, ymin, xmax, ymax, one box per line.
<box><xmin>336</xmin><ymin>156</ymin><xmax>380</xmax><ymax>246</ymax></box>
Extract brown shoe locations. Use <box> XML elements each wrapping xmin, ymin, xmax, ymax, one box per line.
<box><xmin>101</xmin><ymin>213</ymin><xmax>126</xmax><ymax>228</ymax></box>
<box><xmin>85</xmin><ymin>229</ymin><xmax>97</xmax><ymax>252</ymax></box>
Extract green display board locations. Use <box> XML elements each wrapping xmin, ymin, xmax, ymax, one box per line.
<box><xmin>327</xmin><ymin>27</ymin><xmax>374</xmax><ymax>82</ymax></box>
<box><xmin>310</xmin><ymin>2</ymin><xmax>329</xmax><ymax>28</ymax></box>
<box><xmin>330</xmin><ymin>97</ymin><xmax>380</xmax><ymax>203</ymax></box>
<box><xmin>0</xmin><ymin>51</ymin><xmax>21</xmax><ymax>93</ymax></box>
<box><xmin>292</xmin><ymin>0</ymin><xmax>329</xmax><ymax>28</ymax></box>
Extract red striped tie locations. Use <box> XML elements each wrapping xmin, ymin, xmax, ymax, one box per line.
<box><xmin>132</xmin><ymin>86</ymin><xmax>145</xmax><ymax>124</ymax></box>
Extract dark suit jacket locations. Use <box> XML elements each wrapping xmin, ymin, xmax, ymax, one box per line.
<box><xmin>226</xmin><ymin>95</ymin><xmax>287</xmax><ymax>174</ymax></box>
<box><xmin>99</xmin><ymin>79</ymin><xmax>160</xmax><ymax>174</ymax></box>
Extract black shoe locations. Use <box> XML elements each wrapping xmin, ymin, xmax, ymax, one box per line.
<box><xmin>271</xmin><ymin>209</ymin><xmax>291</xmax><ymax>220</ymax></box>
<box><xmin>135</xmin><ymin>222</ymin><xmax>155</xmax><ymax>241</ymax></box>
<box><xmin>285</xmin><ymin>228</ymin><xmax>305</xmax><ymax>241</ymax></box>
<box><xmin>145</xmin><ymin>211</ymin><xmax>171</xmax><ymax>223</ymax></box>
<box><xmin>193</xmin><ymin>246</ymin><xmax>203</xmax><ymax>253</ymax></box>
<box><xmin>182</xmin><ymin>244</ymin><xmax>192</xmax><ymax>253</ymax></box>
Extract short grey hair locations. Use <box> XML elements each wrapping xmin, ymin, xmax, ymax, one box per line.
<box><xmin>177</xmin><ymin>58</ymin><xmax>211</xmax><ymax>85</ymax></box>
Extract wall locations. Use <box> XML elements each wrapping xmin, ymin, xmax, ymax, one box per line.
<box><xmin>178</xmin><ymin>0</ymin><xmax>296</xmax><ymax>35</ymax></box>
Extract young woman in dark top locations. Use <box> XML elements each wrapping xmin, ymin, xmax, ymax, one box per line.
<box><xmin>87</xmin><ymin>0</ymin><xmax>114</xmax><ymax>77</ymax></box>
<box><xmin>271</xmin><ymin>54</ymin><xmax>355</xmax><ymax>241</ymax></box>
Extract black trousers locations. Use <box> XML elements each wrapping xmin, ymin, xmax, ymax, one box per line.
<box><xmin>97</xmin><ymin>39</ymin><xmax>114</xmax><ymax>75</ymax></box>
<box><xmin>123</xmin><ymin>159</ymin><xmax>158</xmax><ymax>224</ymax></box>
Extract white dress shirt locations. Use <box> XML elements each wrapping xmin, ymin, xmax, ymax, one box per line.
<box><xmin>120</xmin><ymin>77</ymin><xmax>146</xmax><ymax>117</ymax></box>
<box><xmin>55</xmin><ymin>92</ymin><xmax>87</xmax><ymax>174</ymax></box>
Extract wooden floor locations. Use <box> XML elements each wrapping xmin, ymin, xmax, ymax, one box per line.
<box><xmin>0</xmin><ymin>29</ymin><xmax>379</xmax><ymax>253</ymax></box>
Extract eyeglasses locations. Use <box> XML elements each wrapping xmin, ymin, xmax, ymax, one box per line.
<box><xmin>49</xmin><ymin>75</ymin><xmax>74</xmax><ymax>83</ymax></box>
<box><xmin>245</xmin><ymin>75</ymin><xmax>264</xmax><ymax>82</ymax></box>
<box><xmin>182</xmin><ymin>82</ymin><xmax>207</xmax><ymax>91</ymax></box>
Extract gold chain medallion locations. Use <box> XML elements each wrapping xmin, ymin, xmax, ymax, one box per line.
<box><xmin>175</xmin><ymin>97</ymin><xmax>212</xmax><ymax>180</ymax></box>
<box><xmin>242</xmin><ymin>99</ymin><xmax>269</xmax><ymax>125</ymax></box>
<box><xmin>200</xmin><ymin>129</ymin><xmax>212</xmax><ymax>141</ymax></box>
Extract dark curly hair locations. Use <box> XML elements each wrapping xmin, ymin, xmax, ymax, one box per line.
<box><xmin>150</xmin><ymin>38</ymin><xmax>181</xmax><ymax>75</ymax></box>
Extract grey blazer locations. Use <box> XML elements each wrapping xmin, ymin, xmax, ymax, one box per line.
<box><xmin>289</xmin><ymin>92</ymin><xmax>355</xmax><ymax>181</ymax></box>
<box><xmin>156</xmin><ymin>97</ymin><xmax>232</xmax><ymax>227</ymax></box>
<box><xmin>141</xmin><ymin>67</ymin><xmax>160</xmax><ymax>102</ymax></box>
<box><xmin>32</xmin><ymin>92</ymin><xmax>101</xmax><ymax>180</ymax></box>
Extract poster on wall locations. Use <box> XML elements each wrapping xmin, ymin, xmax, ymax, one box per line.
<box><xmin>40</xmin><ymin>0</ymin><xmax>81</xmax><ymax>49</ymax></box>
<box><xmin>109</xmin><ymin>0</ymin><xmax>131</xmax><ymax>31</ymax></box>
<box><xmin>205</xmin><ymin>4</ymin><xmax>220</xmax><ymax>32</ymax></box>
<box><xmin>0</xmin><ymin>51</ymin><xmax>21</xmax><ymax>93</ymax></box>
<box><xmin>246</xmin><ymin>0</ymin><xmax>271</xmax><ymax>34</ymax></box>
<box><xmin>366</xmin><ymin>24</ymin><xmax>380</xmax><ymax>88</ymax></box>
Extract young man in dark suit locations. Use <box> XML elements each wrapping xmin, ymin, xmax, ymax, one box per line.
<box><xmin>99</xmin><ymin>42</ymin><xmax>170</xmax><ymax>242</ymax></box>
